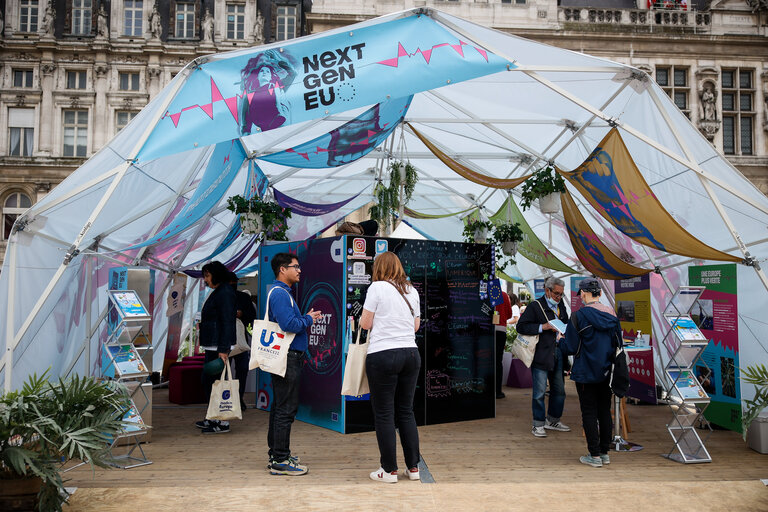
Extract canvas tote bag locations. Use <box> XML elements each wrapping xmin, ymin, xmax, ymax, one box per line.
<box><xmin>206</xmin><ymin>363</ymin><xmax>242</xmax><ymax>421</ymax></box>
<box><xmin>341</xmin><ymin>328</ymin><xmax>369</xmax><ymax>397</ymax></box>
<box><xmin>229</xmin><ymin>319</ymin><xmax>250</xmax><ymax>357</ymax></box>
<box><xmin>248</xmin><ymin>286</ymin><xmax>296</xmax><ymax>377</ymax></box>
<box><xmin>509</xmin><ymin>301</ymin><xmax>547</xmax><ymax>368</ymax></box>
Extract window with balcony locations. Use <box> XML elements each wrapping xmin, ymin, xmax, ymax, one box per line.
<box><xmin>19</xmin><ymin>0</ymin><xmax>39</xmax><ymax>33</ymax></box>
<box><xmin>13</xmin><ymin>69</ymin><xmax>34</xmax><ymax>88</ymax></box>
<box><xmin>656</xmin><ymin>66</ymin><xmax>690</xmax><ymax>118</ymax></box>
<box><xmin>175</xmin><ymin>3</ymin><xmax>195</xmax><ymax>38</ymax></box>
<box><xmin>119</xmin><ymin>72</ymin><xmax>141</xmax><ymax>91</ymax></box>
<box><xmin>2</xmin><ymin>193</ymin><xmax>32</xmax><ymax>241</ymax></box>
<box><xmin>66</xmin><ymin>70</ymin><xmax>88</xmax><ymax>89</ymax></box>
<box><xmin>72</xmin><ymin>0</ymin><xmax>93</xmax><ymax>35</ymax></box>
<box><xmin>63</xmin><ymin>110</ymin><xmax>88</xmax><ymax>157</ymax></box>
<box><xmin>124</xmin><ymin>0</ymin><xmax>144</xmax><ymax>36</ymax></box>
<box><xmin>9</xmin><ymin>108</ymin><xmax>35</xmax><ymax>157</ymax></box>
<box><xmin>276</xmin><ymin>5</ymin><xmax>296</xmax><ymax>41</ymax></box>
<box><xmin>226</xmin><ymin>3</ymin><xmax>245</xmax><ymax>39</ymax></box>
<box><xmin>722</xmin><ymin>69</ymin><xmax>754</xmax><ymax>156</ymax></box>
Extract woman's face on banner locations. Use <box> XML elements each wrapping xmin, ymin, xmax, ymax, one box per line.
<box><xmin>258</xmin><ymin>66</ymin><xmax>273</xmax><ymax>86</ymax></box>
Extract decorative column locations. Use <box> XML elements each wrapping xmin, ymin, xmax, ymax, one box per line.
<box><xmin>38</xmin><ymin>61</ymin><xmax>57</xmax><ymax>156</ymax></box>
<box><xmin>93</xmin><ymin>62</ymin><xmax>110</xmax><ymax>150</ymax></box>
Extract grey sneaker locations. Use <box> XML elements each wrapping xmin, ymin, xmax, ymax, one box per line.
<box><xmin>532</xmin><ymin>426</ymin><xmax>547</xmax><ymax>437</ymax></box>
<box><xmin>600</xmin><ymin>453</ymin><xmax>610</xmax><ymax>465</ymax></box>
<box><xmin>579</xmin><ymin>455</ymin><xmax>603</xmax><ymax>468</ymax></box>
<box><xmin>544</xmin><ymin>419</ymin><xmax>571</xmax><ymax>432</ymax></box>
<box><xmin>270</xmin><ymin>458</ymin><xmax>308</xmax><ymax>476</ymax></box>
<box><xmin>267</xmin><ymin>455</ymin><xmax>301</xmax><ymax>470</ymax></box>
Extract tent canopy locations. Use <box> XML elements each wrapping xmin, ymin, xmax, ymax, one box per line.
<box><xmin>2</xmin><ymin>8</ymin><xmax>767</xmax><ymax>391</ymax></box>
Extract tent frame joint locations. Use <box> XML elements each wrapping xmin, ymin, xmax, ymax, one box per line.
<box><xmin>63</xmin><ymin>245</ymin><xmax>80</xmax><ymax>265</ymax></box>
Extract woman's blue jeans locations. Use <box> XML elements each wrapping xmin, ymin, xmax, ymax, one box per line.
<box><xmin>530</xmin><ymin>345</ymin><xmax>565</xmax><ymax>427</ymax></box>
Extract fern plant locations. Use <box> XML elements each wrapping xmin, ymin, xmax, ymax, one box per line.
<box><xmin>368</xmin><ymin>160</ymin><xmax>418</xmax><ymax>233</ymax></box>
<box><xmin>741</xmin><ymin>363</ymin><xmax>768</xmax><ymax>441</ymax></box>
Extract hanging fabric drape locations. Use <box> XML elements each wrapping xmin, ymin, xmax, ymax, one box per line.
<box><xmin>408</xmin><ymin>123</ymin><xmax>530</xmax><ymax>189</ymax></box>
<box><xmin>403</xmin><ymin>205</ymin><xmax>474</xmax><ymax>219</ymax></box>
<box><xmin>561</xmin><ymin>190</ymin><xmax>653</xmax><ymax>279</ymax></box>
<box><xmin>273</xmin><ymin>188</ymin><xmax>363</xmax><ymax>216</ymax></box>
<box><xmin>561</xmin><ymin>128</ymin><xmax>740</xmax><ymax>262</ymax></box>
<box><xmin>489</xmin><ymin>196</ymin><xmax>576</xmax><ymax>274</ymax></box>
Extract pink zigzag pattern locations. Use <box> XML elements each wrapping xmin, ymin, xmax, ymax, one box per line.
<box><xmin>377</xmin><ymin>40</ymin><xmax>489</xmax><ymax>68</ymax></box>
<box><xmin>162</xmin><ymin>77</ymin><xmax>246</xmax><ymax>128</ymax></box>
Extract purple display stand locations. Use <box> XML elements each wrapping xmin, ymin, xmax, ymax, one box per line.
<box><xmin>506</xmin><ymin>358</ymin><xmax>532</xmax><ymax>388</ymax></box>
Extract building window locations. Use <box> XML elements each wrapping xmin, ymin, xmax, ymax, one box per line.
<box><xmin>13</xmin><ymin>69</ymin><xmax>34</xmax><ymax>88</ymax></box>
<box><xmin>175</xmin><ymin>3</ymin><xmax>195</xmax><ymax>38</ymax></box>
<box><xmin>124</xmin><ymin>0</ymin><xmax>144</xmax><ymax>36</ymax></box>
<box><xmin>63</xmin><ymin>110</ymin><xmax>88</xmax><ymax>157</ymax></box>
<box><xmin>116</xmin><ymin>111</ymin><xmax>138</xmax><ymax>132</ymax></box>
<box><xmin>19</xmin><ymin>0</ymin><xmax>39</xmax><ymax>33</ymax></box>
<box><xmin>119</xmin><ymin>72</ymin><xmax>141</xmax><ymax>91</ymax></box>
<box><xmin>722</xmin><ymin>69</ymin><xmax>754</xmax><ymax>156</ymax></box>
<box><xmin>72</xmin><ymin>0</ymin><xmax>93</xmax><ymax>35</ymax></box>
<box><xmin>2</xmin><ymin>193</ymin><xmax>32</xmax><ymax>241</ymax></box>
<box><xmin>66</xmin><ymin>70</ymin><xmax>87</xmax><ymax>89</ymax></box>
<box><xmin>276</xmin><ymin>5</ymin><xmax>297</xmax><ymax>41</ymax></box>
<box><xmin>9</xmin><ymin>108</ymin><xmax>35</xmax><ymax>157</ymax></box>
<box><xmin>226</xmin><ymin>3</ymin><xmax>245</xmax><ymax>39</ymax></box>
<box><xmin>656</xmin><ymin>66</ymin><xmax>689</xmax><ymax>118</ymax></box>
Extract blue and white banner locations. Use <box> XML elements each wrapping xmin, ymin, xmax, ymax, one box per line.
<box><xmin>137</xmin><ymin>14</ymin><xmax>512</xmax><ymax>161</ymax></box>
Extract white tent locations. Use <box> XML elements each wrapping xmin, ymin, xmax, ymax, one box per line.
<box><xmin>1</xmin><ymin>7</ymin><xmax>767</xmax><ymax>392</ymax></box>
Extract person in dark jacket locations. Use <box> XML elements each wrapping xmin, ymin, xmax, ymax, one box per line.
<box><xmin>196</xmin><ymin>261</ymin><xmax>237</xmax><ymax>434</ymax></box>
<box><xmin>561</xmin><ymin>277</ymin><xmax>622</xmax><ymax>468</ymax></box>
<box><xmin>516</xmin><ymin>276</ymin><xmax>570</xmax><ymax>437</ymax></box>
<box><xmin>228</xmin><ymin>272</ymin><xmax>256</xmax><ymax>411</ymax></box>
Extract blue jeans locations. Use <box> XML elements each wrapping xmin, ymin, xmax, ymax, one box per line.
<box><xmin>267</xmin><ymin>350</ymin><xmax>304</xmax><ymax>462</ymax></box>
<box><xmin>531</xmin><ymin>345</ymin><xmax>565</xmax><ymax>427</ymax></box>
<box><xmin>366</xmin><ymin>348</ymin><xmax>421</xmax><ymax>473</ymax></box>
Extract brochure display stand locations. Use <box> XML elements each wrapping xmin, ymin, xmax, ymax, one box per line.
<box><xmin>102</xmin><ymin>290</ymin><xmax>153</xmax><ymax>469</ymax></box>
<box><xmin>659</xmin><ymin>286</ymin><xmax>712</xmax><ymax>464</ymax></box>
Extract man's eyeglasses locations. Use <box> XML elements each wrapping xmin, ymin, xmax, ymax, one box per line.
<box><xmin>283</xmin><ymin>264</ymin><xmax>301</xmax><ymax>271</ymax></box>
<box><xmin>549</xmin><ymin>290</ymin><xmax>563</xmax><ymax>298</ymax></box>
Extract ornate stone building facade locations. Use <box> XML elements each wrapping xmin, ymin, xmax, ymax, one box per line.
<box><xmin>307</xmin><ymin>0</ymin><xmax>768</xmax><ymax>191</ymax></box>
<box><xmin>0</xmin><ymin>0</ymin><xmax>311</xmax><ymax>263</ymax></box>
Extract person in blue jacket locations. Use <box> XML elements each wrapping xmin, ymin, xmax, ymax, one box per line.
<box><xmin>561</xmin><ymin>277</ymin><xmax>622</xmax><ymax>468</ymax></box>
<box><xmin>265</xmin><ymin>253</ymin><xmax>322</xmax><ymax>476</ymax></box>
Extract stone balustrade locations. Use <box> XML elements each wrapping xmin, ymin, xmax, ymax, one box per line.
<box><xmin>559</xmin><ymin>7</ymin><xmax>711</xmax><ymax>31</ymax></box>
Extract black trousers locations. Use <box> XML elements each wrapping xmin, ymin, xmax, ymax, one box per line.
<box><xmin>576</xmin><ymin>379</ymin><xmax>613</xmax><ymax>456</ymax></box>
<box><xmin>230</xmin><ymin>351</ymin><xmax>249</xmax><ymax>406</ymax></box>
<box><xmin>267</xmin><ymin>350</ymin><xmax>304</xmax><ymax>462</ymax></box>
<box><xmin>494</xmin><ymin>330</ymin><xmax>506</xmax><ymax>394</ymax></box>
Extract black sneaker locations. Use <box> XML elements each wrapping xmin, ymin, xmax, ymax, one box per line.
<box><xmin>202</xmin><ymin>422</ymin><xmax>230</xmax><ymax>434</ymax></box>
<box><xmin>195</xmin><ymin>419</ymin><xmax>212</xmax><ymax>429</ymax></box>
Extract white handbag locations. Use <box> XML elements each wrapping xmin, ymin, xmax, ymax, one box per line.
<box><xmin>341</xmin><ymin>328</ymin><xmax>369</xmax><ymax>397</ymax></box>
<box><xmin>205</xmin><ymin>363</ymin><xmax>242</xmax><ymax>421</ymax></box>
<box><xmin>248</xmin><ymin>287</ymin><xmax>297</xmax><ymax>377</ymax></box>
<box><xmin>229</xmin><ymin>319</ymin><xmax>250</xmax><ymax>357</ymax></box>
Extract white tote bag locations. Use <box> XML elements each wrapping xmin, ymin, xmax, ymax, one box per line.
<box><xmin>509</xmin><ymin>301</ymin><xmax>547</xmax><ymax>368</ymax></box>
<box><xmin>229</xmin><ymin>319</ymin><xmax>250</xmax><ymax>357</ymax></box>
<box><xmin>205</xmin><ymin>363</ymin><xmax>242</xmax><ymax>421</ymax></box>
<box><xmin>341</xmin><ymin>328</ymin><xmax>369</xmax><ymax>397</ymax></box>
<box><xmin>248</xmin><ymin>287</ymin><xmax>296</xmax><ymax>377</ymax></box>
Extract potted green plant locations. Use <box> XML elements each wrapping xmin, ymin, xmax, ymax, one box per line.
<box><xmin>462</xmin><ymin>219</ymin><xmax>494</xmax><ymax>244</ymax></box>
<box><xmin>225</xmin><ymin>195</ymin><xmax>292</xmax><ymax>241</ymax></box>
<box><xmin>368</xmin><ymin>160</ymin><xmax>418</xmax><ymax>234</ymax></box>
<box><xmin>492</xmin><ymin>222</ymin><xmax>525</xmax><ymax>257</ymax></box>
<box><xmin>741</xmin><ymin>364</ymin><xmax>768</xmax><ymax>447</ymax></box>
<box><xmin>0</xmin><ymin>372</ymin><xmax>131</xmax><ymax>511</ymax></box>
<box><xmin>519</xmin><ymin>165</ymin><xmax>566</xmax><ymax>213</ymax></box>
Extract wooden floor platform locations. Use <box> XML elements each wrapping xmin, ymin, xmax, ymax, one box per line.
<box><xmin>65</xmin><ymin>382</ymin><xmax>768</xmax><ymax>511</ymax></box>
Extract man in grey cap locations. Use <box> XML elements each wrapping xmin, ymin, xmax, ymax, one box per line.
<box><xmin>516</xmin><ymin>276</ymin><xmax>571</xmax><ymax>437</ymax></box>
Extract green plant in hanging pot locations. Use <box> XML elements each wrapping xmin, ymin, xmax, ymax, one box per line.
<box><xmin>519</xmin><ymin>165</ymin><xmax>566</xmax><ymax>213</ymax></box>
<box><xmin>741</xmin><ymin>363</ymin><xmax>768</xmax><ymax>444</ymax></box>
<box><xmin>492</xmin><ymin>221</ymin><xmax>525</xmax><ymax>257</ymax></box>
<box><xmin>225</xmin><ymin>195</ymin><xmax>292</xmax><ymax>241</ymax></box>
<box><xmin>0</xmin><ymin>371</ymin><xmax>131</xmax><ymax>512</ymax></box>
<box><xmin>368</xmin><ymin>160</ymin><xmax>418</xmax><ymax>234</ymax></box>
<box><xmin>462</xmin><ymin>219</ymin><xmax>494</xmax><ymax>244</ymax></box>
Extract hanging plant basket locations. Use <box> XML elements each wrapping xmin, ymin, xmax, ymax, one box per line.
<box><xmin>474</xmin><ymin>227</ymin><xmax>488</xmax><ymax>244</ymax></box>
<box><xmin>501</xmin><ymin>241</ymin><xmax>518</xmax><ymax>256</ymax></box>
<box><xmin>538</xmin><ymin>192</ymin><xmax>561</xmax><ymax>214</ymax></box>
<box><xmin>240</xmin><ymin>212</ymin><xmax>263</xmax><ymax>235</ymax></box>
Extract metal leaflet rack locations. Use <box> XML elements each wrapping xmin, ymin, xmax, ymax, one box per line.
<box><xmin>659</xmin><ymin>285</ymin><xmax>712</xmax><ymax>464</ymax></box>
<box><xmin>102</xmin><ymin>290</ymin><xmax>153</xmax><ymax>469</ymax></box>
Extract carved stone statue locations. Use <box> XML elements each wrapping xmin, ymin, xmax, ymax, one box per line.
<box><xmin>149</xmin><ymin>3</ymin><xmax>162</xmax><ymax>40</ymax></box>
<box><xmin>253</xmin><ymin>9</ymin><xmax>264</xmax><ymax>44</ymax></box>
<box><xmin>97</xmin><ymin>5</ymin><xmax>108</xmax><ymax>38</ymax></box>
<box><xmin>0</xmin><ymin>9</ymin><xmax>5</xmax><ymax>36</ymax></box>
<box><xmin>201</xmin><ymin>9</ymin><xmax>214</xmax><ymax>43</ymax></box>
<box><xmin>42</xmin><ymin>1</ymin><xmax>55</xmax><ymax>36</ymax></box>
<box><xmin>699</xmin><ymin>83</ymin><xmax>717</xmax><ymax>122</ymax></box>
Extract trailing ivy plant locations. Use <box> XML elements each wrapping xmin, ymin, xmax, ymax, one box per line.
<box><xmin>519</xmin><ymin>165</ymin><xmax>566</xmax><ymax>211</ymax></box>
<box><xmin>226</xmin><ymin>195</ymin><xmax>292</xmax><ymax>241</ymax></box>
<box><xmin>461</xmin><ymin>219</ymin><xmax>494</xmax><ymax>244</ymax></box>
<box><xmin>741</xmin><ymin>363</ymin><xmax>768</xmax><ymax>441</ymax></box>
<box><xmin>492</xmin><ymin>222</ymin><xmax>524</xmax><ymax>245</ymax></box>
<box><xmin>368</xmin><ymin>160</ymin><xmax>419</xmax><ymax>233</ymax></box>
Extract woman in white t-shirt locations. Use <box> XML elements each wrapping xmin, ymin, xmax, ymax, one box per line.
<box><xmin>509</xmin><ymin>293</ymin><xmax>522</xmax><ymax>325</ymax></box>
<box><xmin>359</xmin><ymin>251</ymin><xmax>421</xmax><ymax>484</ymax></box>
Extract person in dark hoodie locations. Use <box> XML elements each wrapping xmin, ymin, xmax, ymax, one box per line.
<box><xmin>561</xmin><ymin>277</ymin><xmax>623</xmax><ymax>468</ymax></box>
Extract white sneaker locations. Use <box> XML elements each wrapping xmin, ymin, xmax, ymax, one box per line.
<box><xmin>544</xmin><ymin>419</ymin><xmax>571</xmax><ymax>432</ymax></box>
<box><xmin>532</xmin><ymin>426</ymin><xmax>547</xmax><ymax>437</ymax></box>
<box><xmin>370</xmin><ymin>467</ymin><xmax>398</xmax><ymax>483</ymax></box>
<box><xmin>404</xmin><ymin>467</ymin><xmax>420</xmax><ymax>481</ymax></box>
